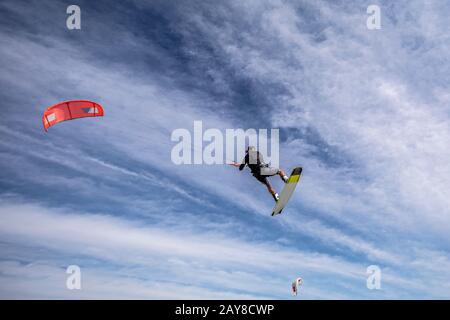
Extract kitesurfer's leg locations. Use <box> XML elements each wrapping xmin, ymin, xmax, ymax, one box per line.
<box><xmin>259</xmin><ymin>177</ymin><xmax>279</xmax><ymax>202</ymax></box>
<box><xmin>260</xmin><ymin>166</ymin><xmax>288</xmax><ymax>183</ymax></box>
<box><xmin>278</xmin><ymin>169</ymin><xmax>289</xmax><ymax>183</ymax></box>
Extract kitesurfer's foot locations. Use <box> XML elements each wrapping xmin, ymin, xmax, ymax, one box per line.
<box><xmin>272</xmin><ymin>193</ymin><xmax>280</xmax><ymax>202</ymax></box>
<box><xmin>278</xmin><ymin>170</ymin><xmax>289</xmax><ymax>183</ymax></box>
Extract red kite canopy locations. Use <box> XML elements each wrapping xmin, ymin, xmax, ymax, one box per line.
<box><xmin>42</xmin><ymin>100</ymin><xmax>104</xmax><ymax>131</ymax></box>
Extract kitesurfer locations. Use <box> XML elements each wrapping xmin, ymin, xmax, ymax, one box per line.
<box><xmin>231</xmin><ymin>146</ymin><xmax>288</xmax><ymax>202</ymax></box>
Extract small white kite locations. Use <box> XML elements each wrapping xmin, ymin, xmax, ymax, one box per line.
<box><xmin>291</xmin><ymin>277</ymin><xmax>303</xmax><ymax>296</ymax></box>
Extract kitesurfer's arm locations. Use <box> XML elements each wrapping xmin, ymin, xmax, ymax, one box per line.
<box><xmin>229</xmin><ymin>155</ymin><xmax>248</xmax><ymax>170</ymax></box>
<box><xmin>239</xmin><ymin>154</ymin><xmax>249</xmax><ymax>171</ymax></box>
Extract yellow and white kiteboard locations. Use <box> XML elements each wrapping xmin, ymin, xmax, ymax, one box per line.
<box><xmin>271</xmin><ymin>167</ymin><xmax>302</xmax><ymax>216</ymax></box>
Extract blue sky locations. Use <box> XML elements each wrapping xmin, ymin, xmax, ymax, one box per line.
<box><xmin>1</xmin><ymin>0</ymin><xmax>450</xmax><ymax>299</ymax></box>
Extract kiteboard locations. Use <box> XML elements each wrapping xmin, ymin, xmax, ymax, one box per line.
<box><xmin>271</xmin><ymin>167</ymin><xmax>302</xmax><ymax>216</ymax></box>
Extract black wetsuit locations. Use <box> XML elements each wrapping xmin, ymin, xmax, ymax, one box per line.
<box><xmin>239</xmin><ymin>151</ymin><xmax>268</xmax><ymax>183</ymax></box>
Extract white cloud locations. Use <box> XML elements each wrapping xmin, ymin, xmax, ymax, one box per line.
<box><xmin>0</xmin><ymin>201</ymin><xmax>385</xmax><ymax>299</ymax></box>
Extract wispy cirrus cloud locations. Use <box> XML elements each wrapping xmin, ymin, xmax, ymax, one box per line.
<box><xmin>0</xmin><ymin>201</ymin><xmax>370</xmax><ymax>299</ymax></box>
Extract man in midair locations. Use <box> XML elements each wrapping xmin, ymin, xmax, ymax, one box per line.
<box><xmin>231</xmin><ymin>146</ymin><xmax>289</xmax><ymax>202</ymax></box>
